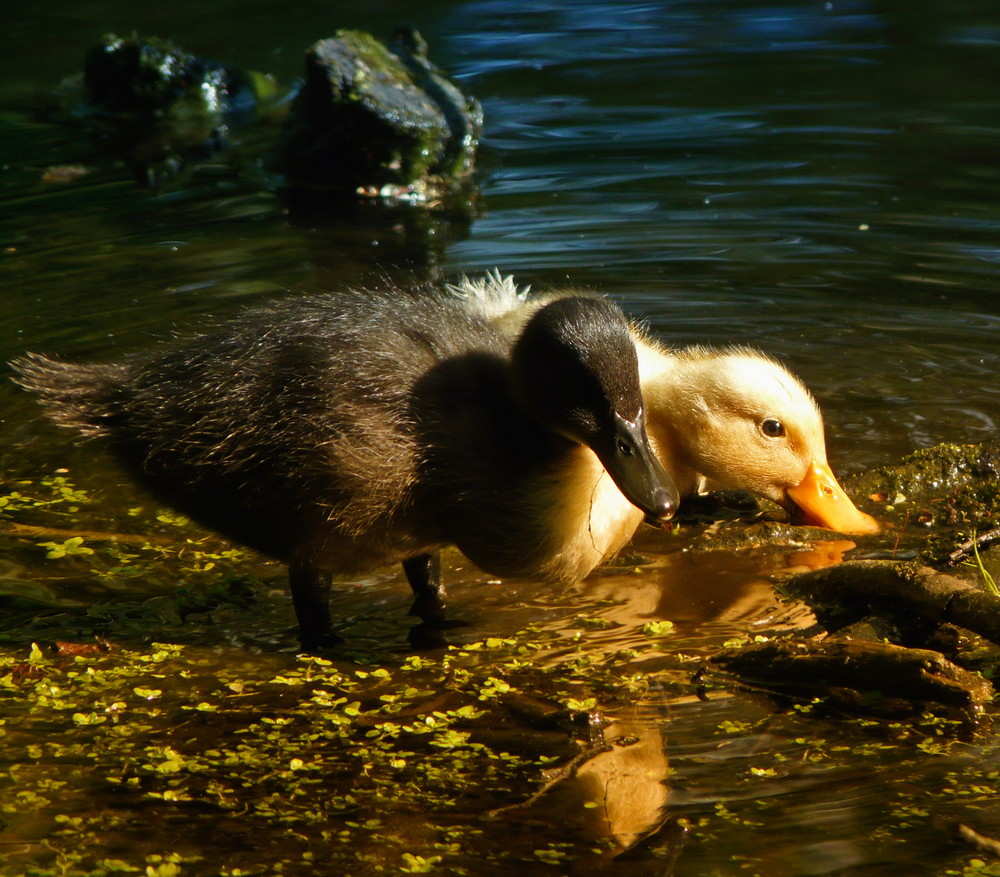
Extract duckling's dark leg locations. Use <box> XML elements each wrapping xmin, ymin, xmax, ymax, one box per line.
<box><xmin>289</xmin><ymin>563</ymin><xmax>341</xmax><ymax>651</ymax></box>
<box><xmin>403</xmin><ymin>552</ymin><xmax>446</xmax><ymax>620</ymax></box>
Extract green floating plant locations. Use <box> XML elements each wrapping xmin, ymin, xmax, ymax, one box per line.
<box><xmin>37</xmin><ymin>536</ymin><xmax>95</xmax><ymax>559</ymax></box>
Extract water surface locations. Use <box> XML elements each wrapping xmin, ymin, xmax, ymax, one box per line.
<box><xmin>3</xmin><ymin>1</ymin><xmax>1000</xmax><ymax>874</ymax></box>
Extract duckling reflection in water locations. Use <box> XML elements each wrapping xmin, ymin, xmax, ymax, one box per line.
<box><xmin>11</xmin><ymin>289</ymin><xmax>678</xmax><ymax>649</ymax></box>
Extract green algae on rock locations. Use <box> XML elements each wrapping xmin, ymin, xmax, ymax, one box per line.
<box><xmin>40</xmin><ymin>28</ymin><xmax>482</xmax><ymax>211</ymax></box>
<box><xmin>276</xmin><ymin>29</ymin><xmax>483</xmax><ymax>203</ymax></box>
<box><xmin>847</xmin><ymin>443</ymin><xmax>1000</xmax><ymax>538</ymax></box>
<box><xmin>73</xmin><ymin>33</ymin><xmax>277</xmax><ymax>182</ymax></box>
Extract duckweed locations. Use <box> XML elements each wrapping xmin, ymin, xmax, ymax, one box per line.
<box><xmin>4</xmin><ymin>465</ymin><xmax>1000</xmax><ymax>874</ymax></box>
<box><xmin>0</xmin><ymin>619</ymin><xmax>699</xmax><ymax>876</ymax></box>
<box><xmin>37</xmin><ymin>536</ymin><xmax>94</xmax><ymax>559</ymax></box>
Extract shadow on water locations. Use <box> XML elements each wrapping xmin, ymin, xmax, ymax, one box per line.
<box><xmin>4</xmin><ymin>0</ymin><xmax>1000</xmax><ymax>874</ymax></box>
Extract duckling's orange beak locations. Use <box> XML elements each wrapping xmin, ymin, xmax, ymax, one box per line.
<box><xmin>786</xmin><ymin>460</ymin><xmax>881</xmax><ymax>534</ymax></box>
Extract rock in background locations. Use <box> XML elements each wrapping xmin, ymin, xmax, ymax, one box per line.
<box><xmin>73</xmin><ymin>33</ymin><xmax>275</xmax><ymax>183</ymax></box>
<box><xmin>48</xmin><ymin>29</ymin><xmax>482</xmax><ymax>208</ymax></box>
<box><xmin>276</xmin><ymin>28</ymin><xmax>483</xmax><ymax>204</ymax></box>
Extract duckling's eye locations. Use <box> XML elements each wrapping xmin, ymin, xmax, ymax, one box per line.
<box><xmin>761</xmin><ymin>418</ymin><xmax>785</xmax><ymax>438</ymax></box>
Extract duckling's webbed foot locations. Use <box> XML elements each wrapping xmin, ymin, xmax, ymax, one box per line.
<box><xmin>289</xmin><ymin>564</ymin><xmax>341</xmax><ymax>651</ymax></box>
<box><xmin>403</xmin><ymin>552</ymin><xmax>447</xmax><ymax>621</ymax></box>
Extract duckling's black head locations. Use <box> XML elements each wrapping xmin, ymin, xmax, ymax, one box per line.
<box><xmin>512</xmin><ymin>296</ymin><xmax>678</xmax><ymax>524</ymax></box>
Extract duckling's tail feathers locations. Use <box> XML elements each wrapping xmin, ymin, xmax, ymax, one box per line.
<box><xmin>9</xmin><ymin>353</ymin><xmax>128</xmax><ymax>437</ymax></box>
<box><xmin>445</xmin><ymin>270</ymin><xmax>529</xmax><ymax>319</ymax></box>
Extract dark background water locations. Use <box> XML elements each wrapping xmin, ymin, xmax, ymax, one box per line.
<box><xmin>3</xmin><ymin>1</ymin><xmax>1000</xmax><ymax>874</ymax></box>
<box><xmin>4</xmin><ymin>0</ymin><xmax>1000</xmax><ymax>470</ymax></box>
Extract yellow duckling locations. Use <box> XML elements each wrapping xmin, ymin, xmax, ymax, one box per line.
<box><xmin>455</xmin><ymin>273</ymin><xmax>879</xmax><ymax>535</ymax></box>
<box><xmin>635</xmin><ymin>340</ymin><xmax>880</xmax><ymax>533</ymax></box>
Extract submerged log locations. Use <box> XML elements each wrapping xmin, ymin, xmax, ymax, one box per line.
<box><xmin>787</xmin><ymin>560</ymin><xmax>1000</xmax><ymax>645</ymax></box>
<box><xmin>710</xmin><ymin>637</ymin><xmax>992</xmax><ymax>713</ymax></box>
<box><xmin>700</xmin><ymin>446</ymin><xmax>1000</xmax><ymax>723</ymax></box>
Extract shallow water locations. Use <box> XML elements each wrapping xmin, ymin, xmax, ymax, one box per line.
<box><xmin>3</xmin><ymin>1</ymin><xmax>1000</xmax><ymax>874</ymax></box>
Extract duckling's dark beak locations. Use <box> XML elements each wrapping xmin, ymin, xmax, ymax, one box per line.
<box><xmin>592</xmin><ymin>411</ymin><xmax>679</xmax><ymax>525</ymax></box>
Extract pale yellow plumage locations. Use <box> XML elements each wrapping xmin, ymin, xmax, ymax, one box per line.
<box><xmin>459</xmin><ymin>273</ymin><xmax>879</xmax><ymax>535</ymax></box>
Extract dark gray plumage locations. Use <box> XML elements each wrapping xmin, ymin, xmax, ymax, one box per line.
<box><xmin>11</xmin><ymin>286</ymin><xmax>677</xmax><ymax>648</ymax></box>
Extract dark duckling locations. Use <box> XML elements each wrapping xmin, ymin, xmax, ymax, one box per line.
<box><xmin>11</xmin><ymin>288</ymin><xmax>677</xmax><ymax>649</ymax></box>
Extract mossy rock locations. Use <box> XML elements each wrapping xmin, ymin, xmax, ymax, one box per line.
<box><xmin>845</xmin><ymin>443</ymin><xmax>1000</xmax><ymax>563</ymax></box>
<box><xmin>276</xmin><ymin>28</ymin><xmax>482</xmax><ymax>200</ymax></box>
<box><xmin>73</xmin><ymin>33</ymin><xmax>275</xmax><ymax>180</ymax></box>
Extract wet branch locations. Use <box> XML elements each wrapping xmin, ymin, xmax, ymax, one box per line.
<box><xmin>957</xmin><ymin>823</ymin><xmax>1000</xmax><ymax>858</ymax></box>
<box><xmin>947</xmin><ymin>527</ymin><xmax>1000</xmax><ymax>566</ymax></box>
<box><xmin>787</xmin><ymin>560</ymin><xmax>1000</xmax><ymax>645</ymax></box>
